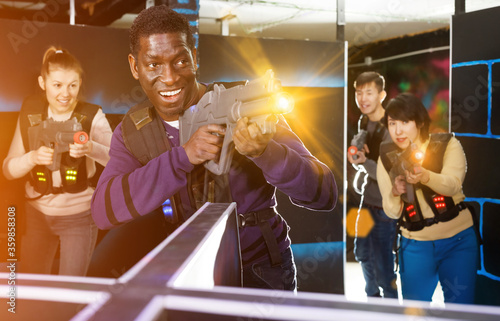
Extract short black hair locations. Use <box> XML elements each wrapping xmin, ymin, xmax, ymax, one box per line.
<box><xmin>354</xmin><ymin>71</ymin><xmax>385</xmax><ymax>92</ymax></box>
<box><xmin>129</xmin><ymin>5</ymin><xmax>195</xmax><ymax>57</ymax></box>
<box><xmin>382</xmin><ymin>93</ymin><xmax>431</xmax><ymax>142</ymax></box>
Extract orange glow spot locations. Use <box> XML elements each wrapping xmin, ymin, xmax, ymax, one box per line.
<box><xmin>346</xmin><ymin>207</ymin><xmax>374</xmax><ymax>238</ymax></box>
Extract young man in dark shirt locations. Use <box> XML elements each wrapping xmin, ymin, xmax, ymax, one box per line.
<box><xmin>348</xmin><ymin>71</ymin><xmax>398</xmax><ymax>298</ymax></box>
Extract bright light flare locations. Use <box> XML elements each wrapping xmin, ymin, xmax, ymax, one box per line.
<box><xmin>272</xmin><ymin>92</ymin><xmax>294</xmax><ymax>114</ymax></box>
<box><xmin>409</xmin><ymin>146</ymin><xmax>424</xmax><ymax>164</ymax></box>
<box><xmin>413</xmin><ymin>150</ymin><xmax>424</xmax><ymax>161</ymax></box>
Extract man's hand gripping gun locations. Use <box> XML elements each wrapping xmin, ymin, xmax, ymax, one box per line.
<box><xmin>179</xmin><ymin>70</ymin><xmax>294</xmax><ymax>175</ymax></box>
<box><xmin>28</xmin><ymin>117</ymin><xmax>89</xmax><ymax>171</ymax></box>
<box><xmin>348</xmin><ymin>130</ymin><xmax>368</xmax><ymax>160</ymax></box>
<box><xmin>387</xmin><ymin>142</ymin><xmax>424</xmax><ymax>204</ymax></box>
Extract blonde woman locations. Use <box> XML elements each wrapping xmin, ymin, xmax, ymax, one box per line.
<box><xmin>2</xmin><ymin>47</ymin><xmax>112</xmax><ymax>276</ymax></box>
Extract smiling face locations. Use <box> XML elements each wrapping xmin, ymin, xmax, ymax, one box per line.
<box><xmin>387</xmin><ymin>116</ymin><xmax>421</xmax><ymax>149</ymax></box>
<box><xmin>355</xmin><ymin>81</ymin><xmax>386</xmax><ymax>121</ymax></box>
<box><xmin>128</xmin><ymin>32</ymin><xmax>201</xmax><ymax>121</ymax></box>
<box><xmin>38</xmin><ymin>67</ymin><xmax>81</xmax><ymax>115</ymax></box>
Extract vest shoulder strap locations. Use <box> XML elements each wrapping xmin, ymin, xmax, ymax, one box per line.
<box><xmin>121</xmin><ymin>99</ymin><xmax>171</xmax><ymax>166</ymax></box>
<box><xmin>379</xmin><ymin>140</ymin><xmax>399</xmax><ymax>173</ymax></box>
<box><xmin>73</xmin><ymin>101</ymin><xmax>100</xmax><ymax>133</ymax></box>
<box><xmin>20</xmin><ymin>95</ymin><xmax>46</xmax><ymax>152</ymax></box>
<box><xmin>366</xmin><ymin>119</ymin><xmax>386</xmax><ymax>161</ymax></box>
<box><xmin>421</xmin><ymin>133</ymin><xmax>453</xmax><ymax>173</ymax></box>
<box><xmin>358</xmin><ymin>114</ymin><xmax>368</xmax><ymax>131</ymax></box>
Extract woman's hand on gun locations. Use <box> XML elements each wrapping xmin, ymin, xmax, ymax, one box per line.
<box><xmin>405</xmin><ymin>167</ymin><xmax>430</xmax><ymax>185</ymax></box>
<box><xmin>69</xmin><ymin>141</ymin><xmax>93</xmax><ymax>158</ymax></box>
<box><xmin>392</xmin><ymin>175</ymin><xmax>406</xmax><ymax>197</ymax></box>
<box><xmin>30</xmin><ymin>146</ymin><xmax>54</xmax><ymax>165</ymax></box>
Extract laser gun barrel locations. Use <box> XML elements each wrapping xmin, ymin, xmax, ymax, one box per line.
<box><xmin>55</xmin><ymin>131</ymin><xmax>89</xmax><ymax>145</ymax></box>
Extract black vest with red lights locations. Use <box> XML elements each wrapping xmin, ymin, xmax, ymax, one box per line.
<box><xmin>380</xmin><ymin>133</ymin><xmax>466</xmax><ymax>231</ymax></box>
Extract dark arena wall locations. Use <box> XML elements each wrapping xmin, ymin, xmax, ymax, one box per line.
<box><xmin>451</xmin><ymin>5</ymin><xmax>500</xmax><ymax>306</ymax></box>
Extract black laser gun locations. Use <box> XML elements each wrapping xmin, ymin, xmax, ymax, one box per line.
<box><xmin>348</xmin><ymin>130</ymin><xmax>368</xmax><ymax>160</ymax></box>
<box><xmin>28</xmin><ymin>117</ymin><xmax>89</xmax><ymax>172</ymax></box>
<box><xmin>179</xmin><ymin>69</ymin><xmax>294</xmax><ymax>175</ymax></box>
<box><xmin>386</xmin><ymin>142</ymin><xmax>424</xmax><ymax>204</ymax></box>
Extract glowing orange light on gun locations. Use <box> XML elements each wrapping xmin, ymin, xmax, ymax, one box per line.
<box><xmin>271</xmin><ymin>92</ymin><xmax>294</xmax><ymax>115</ymax></box>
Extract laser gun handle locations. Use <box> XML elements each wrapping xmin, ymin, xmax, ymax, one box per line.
<box><xmin>205</xmin><ymin>125</ymin><xmax>236</xmax><ymax>176</ymax></box>
<box><xmin>403</xmin><ymin>182</ymin><xmax>416</xmax><ymax>204</ymax></box>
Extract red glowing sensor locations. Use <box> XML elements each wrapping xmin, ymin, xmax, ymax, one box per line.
<box><xmin>348</xmin><ymin>145</ymin><xmax>359</xmax><ymax>156</ymax></box>
<box><xmin>74</xmin><ymin>131</ymin><xmax>89</xmax><ymax>144</ymax></box>
<box><xmin>348</xmin><ymin>129</ymin><xmax>367</xmax><ymax>160</ymax></box>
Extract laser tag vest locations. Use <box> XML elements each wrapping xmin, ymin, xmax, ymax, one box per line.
<box><xmin>19</xmin><ymin>95</ymin><xmax>99</xmax><ymax>196</ymax></box>
<box><xmin>359</xmin><ymin>114</ymin><xmax>386</xmax><ymax>162</ymax></box>
<box><xmin>380</xmin><ymin>133</ymin><xmax>465</xmax><ymax>231</ymax></box>
<box><xmin>351</xmin><ymin>115</ymin><xmax>388</xmax><ymax>201</ymax></box>
<box><xmin>121</xmin><ymin>81</ymin><xmax>245</xmax><ymax>226</ymax></box>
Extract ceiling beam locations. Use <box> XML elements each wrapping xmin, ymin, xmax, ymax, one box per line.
<box><xmin>75</xmin><ymin>0</ymin><xmax>146</xmax><ymax>26</ymax></box>
<box><xmin>0</xmin><ymin>4</ymin><xmax>69</xmax><ymax>23</ymax></box>
<box><xmin>0</xmin><ymin>0</ymin><xmax>145</xmax><ymax>26</ymax></box>
<box><xmin>337</xmin><ymin>0</ymin><xmax>345</xmax><ymax>41</ymax></box>
<box><xmin>455</xmin><ymin>0</ymin><xmax>465</xmax><ymax>14</ymax></box>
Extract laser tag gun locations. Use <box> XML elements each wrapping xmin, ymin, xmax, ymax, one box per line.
<box><xmin>386</xmin><ymin>142</ymin><xmax>424</xmax><ymax>204</ymax></box>
<box><xmin>179</xmin><ymin>69</ymin><xmax>294</xmax><ymax>175</ymax></box>
<box><xmin>28</xmin><ymin>117</ymin><xmax>89</xmax><ymax>172</ymax></box>
<box><xmin>348</xmin><ymin>129</ymin><xmax>368</xmax><ymax>160</ymax></box>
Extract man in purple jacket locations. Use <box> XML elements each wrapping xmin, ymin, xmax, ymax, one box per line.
<box><xmin>90</xmin><ymin>5</ymin><xmax>337</xmax><ymax>290</ymax></box>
